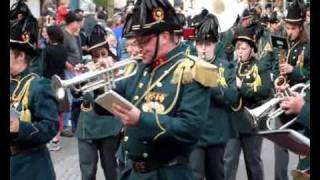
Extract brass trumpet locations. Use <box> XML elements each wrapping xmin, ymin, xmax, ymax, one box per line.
<box><xmin>52</xmin><ymin>58</ymin><xmax>139</xmax><ymax>99</ymax></box>
<box><xmin>245</xmin><ymin>82</ymin><xmax>310</xmax><ymax>130</ymax></box>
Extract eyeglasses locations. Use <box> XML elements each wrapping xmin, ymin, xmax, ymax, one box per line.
<box><xmin>92</xmin><ymin>50</ymin><xmax>108</xmax><ymax>59</ymax></box>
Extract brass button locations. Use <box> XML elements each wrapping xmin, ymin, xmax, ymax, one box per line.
<box><xmin>124</xmin><ymin>136</ymin><xmax>129</xmax><ymax>142</ymax></box>
<box><xmin>125</xmin><ymin>150</ymin><xmax>129</xmax><ymax>155</ymax></box>
<box><xmin>138</xmin><ymin>83</ymin><xmax>144</xmax><ymax>88</ymax></box>
<box><xmin>143</xmin><ymin>71</ymin><xmax>148</xmax><ymax>76</ymax></box>
<box><xmin>156</xmin><ymin>82</ymin><xmax>162</xmax><ymax>87</ymax></box>
<box><xmin>293</xmin><ymin>56</ymin><xmax>296</xmax><ymax>59</ymax></box>
<box><xmin>142</xmin><ymin>152</ymin><xmax>149</xmax><ymax>158</ymax></box>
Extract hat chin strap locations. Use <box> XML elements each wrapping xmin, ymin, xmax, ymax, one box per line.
<box><xmin>151</xmin><ymin>35</ymin><xmax>160</xmax><ymax>62</ymax></box>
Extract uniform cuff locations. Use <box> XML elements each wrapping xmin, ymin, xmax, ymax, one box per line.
<box><xmin>138</xmin><ymin>112</ymin><xmax>163</xmax><ymax>138</ymax></box>
<box><xmin>14</xmin><ymin>121</ymin><xmax>39</xmax><ymax>141</ymax></box>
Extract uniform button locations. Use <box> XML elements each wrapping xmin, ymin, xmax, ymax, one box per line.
<box><xmin>143</xmin><ymin>71</ymin><xmax>148</xmax><ymax>76</ymax></box>
<box><xmin>124</xmin><ymin>136</ymin><xmax>129</xmax><ymax>142</ymax></box>
<box><xmin>133</xmin><ymin>96</ymin><xmax>139</xmax><ymax>100</ymax></box>
<box><xmin>142</xmin><ymin>152</ymin><xmax>149</xmax><ymax>158</ymax></box>
<box><xmin>293</xmin><ymin>56</ymin><xmax>296</xmax><ymax>59</ymax></box>
<box><xmin>138</xmin><ymin>83</ymin><xmax>144</xmax><ymax>88</ymax></box>
<box><xmin>294</xmin><ymin>49</ymin><xmax>297</xmax><ymax>52</ymax></box>
<box><xmin>156</xmin><ymin>82</ymin><xmax>162</xmax><ymax>87</ymax></box>
<box><xmin>142</xmin><ymin>141</ymin><xmax>148</xmax><ymax>145</ymax></box>
<box><xmin>125</xmin><ymin>150</ymin><xmax>129</xmax><ymax>155</ymax></box>
<box><xmin>164</xmin><ymin>70</ymin><xmax>169</xmax><ymax>74</ymax></box>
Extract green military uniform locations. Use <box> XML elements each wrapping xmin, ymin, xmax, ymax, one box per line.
<box><xmin>197</xmin><ymin>57</ymin><xmax>238</xmax><ymax>146</ymax></box>
<box><xmin>231</xmin><ymin>58</ymin><xmax>273</xmax><ymax>134</ymax></box>
<box><xmin>295</xmin><ymin>86</ymin><xmax>310</xmax><ymax>172</ymax></box>
<box><xmin>256</xmin><ymin>28</ymin><xmax>277</xmax><ymax>77</ymax></box>
<box><xmin>74</xmin><ymin>24</ymin><xmax>122</xmax><ymax>180</ymax></box>
<box><xmin>116</xmin><ymin>44</ymin><xmax>212</xmax><ymax>180</ymax></box>
<box><xmin>10</xmin><ymin>68</ymin><xmax>59</xmax><ymax>180</ymax></box>
<box><xmin>274</xmin><ymin>38</ymin><xmax>310</xmax><ymax>86</ymax></box>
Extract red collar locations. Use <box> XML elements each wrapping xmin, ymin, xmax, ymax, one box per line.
<box><xmin>151</xmin><ymin>56</ymin><xmax>167</xmax><ymax>69</ymax></box>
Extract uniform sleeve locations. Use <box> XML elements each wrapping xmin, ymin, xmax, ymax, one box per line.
<box><xmin>137</xmin><ymin>81</ymin><xmax>210</xmax><ymax>145</ymax></box>
<box><xmin>288</xmin><ymin>48</ymin><xmax>310</xmax><ymax>82</ymax></box>
<box><xmin>296</xmin><ymin>101</ymin><xmax>310</xmax><ymax>129</ymax></box>
<box><xmin>13</xmin><ymin>79</ymin><xmax>59</xmax><ymax>145</ymax></box>
<box><xmin>210</xmin><ymin>62</ymin><xmax>239</xmax><ymax>105</ymax></box>
<box><xmin>239</xmin><ymin>67</ymin><xmax>273</xmax><ymax>101</ymax></box>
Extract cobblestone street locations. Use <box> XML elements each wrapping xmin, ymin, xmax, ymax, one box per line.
<box><xmin>50</xmin><ymin>137</ymin><xmax>298</xmax><ymax>180</ymax></box>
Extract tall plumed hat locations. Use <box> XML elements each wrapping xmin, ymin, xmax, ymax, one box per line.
<box><xmin>122</xmin><ymin>0</ymin><xmax>182</xmax><ymax>37</ymax></box>
<box><xmin>285</xmin><ymin>0</ymin><xmax>306</xmax><ymax>24</ymax></box>
<box><xmin>192</xmin><ymin>9</ymin><xmax>220</xmax><ymax>43</ymax></box>
<box><xmin>10</xmin><ymin>0</ymin><xmax>38</xmax><ymax>55</ymax></box>
<box><xmin>87</xmin><ymin>24</ymin><xmax>116</xmax><ymax>58</ymax></box>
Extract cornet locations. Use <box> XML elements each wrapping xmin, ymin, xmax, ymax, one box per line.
<box><xmin>245</xmin><ymin>83</ymin><xmax>310</xmax><ymax>130</ymax></box>
<box><xmin>52</xmin><ymin>58</ymin><xmax>139</xmax><ymax>99</ymax></box>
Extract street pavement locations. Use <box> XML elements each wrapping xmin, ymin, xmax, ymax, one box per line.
<box><xmin>50</xmin><ymin>137</ymin><xmax>298</xmax><ymax>180</ymax></box>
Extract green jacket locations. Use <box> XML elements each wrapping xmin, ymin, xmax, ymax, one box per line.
<box><xmin>10</xmin><ymin>68</ymin><xmax>59</xmax><ymax>180</ymax></box>
<box><xmin>256</xmin><ymin>29</ymin><xmax>277</xmax><ymax>76</ymax></box>
<box><xmin>197</xmin><ymin>57</ymin><xmax>239</xmax><ymax>146</ymax></box>
<box><xmin>231</xmin><ymin>58</ymin><xmax>273</xmax><ymax>134</ymax></box>
<box><xmin>274</xmin><ymin>38</ymin><xmax>310</xmax><ymax>86</ymax></box>
<box><xmin>115</xmin><ymin>44</ymin><xmax>211</xmax><ymax>179</ymax></box>
<box><xmin>75</xmin><ymin>91</ymin><xmax>122</xmax><ymax>140</ymax></box>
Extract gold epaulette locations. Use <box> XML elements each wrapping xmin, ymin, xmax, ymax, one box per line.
<box><xmin>171</xmin><ymin>55</ymin><xmax>219</xmax><ymax>87</ymax></box>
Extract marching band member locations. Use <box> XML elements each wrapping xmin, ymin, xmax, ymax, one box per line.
<box><xmin>273</xmin><ymin>2</ymin><xmax>310</xmax><ymax>179</ymax></box>
<box><xmin>10</xmin><ymin>5</ymin><xmax>59</xmax><ymax>179</ymax></box>
<box><xmin>74</xmin><ymin>24</ymin><xmax>121</xmax><ymax>180</ymax></box>
<box><xmin>101</xmin><ymin>0</ymin><xmax>217</xmax><ymax>179</ymax></box>
<box><xmin>189</xmin><ymin>10</ymin><xmax>238</xmax><ymax>180</ymax></box>
<box><xmin>224</xmin><ymin>28</ymin><xmax>273</xmax><ymax>180</ymax></box>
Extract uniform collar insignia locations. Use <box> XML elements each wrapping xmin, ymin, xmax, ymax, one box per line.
<box><xmin>151</xmin><ymin>56</ymin><xmax>168</xmax><ymax>69</ymax></box>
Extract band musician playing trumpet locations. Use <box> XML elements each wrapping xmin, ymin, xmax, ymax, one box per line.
<box><xmin>73</xmin><ymin>24</ymin><xmax>121</xmax><ymax>180</ymax></box>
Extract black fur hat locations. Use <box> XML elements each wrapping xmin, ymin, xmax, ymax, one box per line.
<box><xmin>87</xmin><ymin>24</ymin><xmax>116</xmax><ymax>58</ymax></box>
<box><xmin>10</xmin><ymin>0</ymin><xmax>38</xmax><ymax>55</ymax></box>
<box><xmin>122</xmin><ymin>0</ymin><xmax>182</xmax><ymax>37</ymax></box>
<box><xmin>192</xmin><ymin>9</ymin><xmax>219</xmax><ymax>43</ymax></box>
<box><xmin>10</xmin><ymin>0</ymin><xmax>31</xmax><ymax>20</ymax></box>
<box><xmin>285</xmin><ymin>0</ymin><xmax>306</xmax><ymax>24</ymax></box>
<box><xmin>232</xmin><ymin>28</ymin><xmax>257</xmax><ymax>52</ymax></box>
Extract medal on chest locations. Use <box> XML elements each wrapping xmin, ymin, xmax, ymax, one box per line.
<box><xmin>141</xmin><ymin>92</ymin><xmax>166</xmax><ymax>113</ymax></box>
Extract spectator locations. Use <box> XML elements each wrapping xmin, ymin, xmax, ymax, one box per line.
<box><xmin>39</xmin><ymin>26</ymin><xmax>49</xmax><ymax>49</ymax></box>
<box><xmin>56</xmin><ymin>0</ymin><xmax>70</xmax><ymax>25</ymax></box>
<box><xmin>43</xmin><ymin>25</ymin><xmax>69</xmax><ymax>151</ymax></box>
<box><xmin>41</xmin><ymin>0</ymin><xmax>56</xmax><ymax>17</ymax></box>
<box><xmin>61</xmin><ymin>12</ymin><xmax>83</xmax><ymax>137</ymax></box>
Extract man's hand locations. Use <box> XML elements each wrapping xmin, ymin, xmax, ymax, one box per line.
<box><xmin>65</xmin><ymin>61</ymin><xmax>75</xmax><ymax>72</ymax></box>
<box><xmin>10</xmin><ymin>118</ymin><xmax>19</xmax><ymax>133</ymax></box>
<box><xmin>111</xmin><ymin>104</ymin><xmax>141</xmax><ymax>127</ymax></box>
<box><xmin>279</xmin><ymin>63</ymin><xmax>294</xmax><ymax>75</ymax></box>
<box><xmin>99</xmin><ymin>56</ymin><xmax>115</xmax><ymax>69</ymax></box>
<box><xmin>280</xmin><ymin>92</ymin><xmax>305</xmax><ymax>115</ymax></box>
